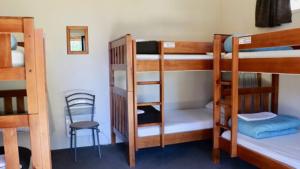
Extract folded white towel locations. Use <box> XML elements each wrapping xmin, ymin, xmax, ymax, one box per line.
<box><xmin>137</xmin><ymin>109</ymin><xmax>145</xmax><ymax>115</ymax></box>
<box><xmin>238</xmin><ymin>112</ymin><xmax>277</xmax><ymax>121</ymax></box>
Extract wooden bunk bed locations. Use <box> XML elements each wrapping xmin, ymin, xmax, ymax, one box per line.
<box><xmin>109</xmin><ymin>34</ymin><xmax>214</xmax><ymax>167</ymax></box>
<box><xmin>0</xmin><ymin>17</ymin><xmax>51</xmax><ymax>169</ymax></box>
<box><xmin>213</xmin><ymin>29</ymin><xmax>300</xmax><ymax>169</ymax></box>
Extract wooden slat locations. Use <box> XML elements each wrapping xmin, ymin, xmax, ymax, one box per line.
<box><xmin>239</xmin><ymin>28</ymin><xmax>300</xmax><ymax>50</ymax></box>
<box><xmin>137</xmin><ymin>81</ymin><xmax>160</xmax><ymax>85</ymax></box>
<box><xmin>0</xmin><ymin>89</ymin><xmax>27</xmax><ymax>97</ymax></box>
<box><xmin>0</xmin><ymin>67</ymin><xmax>25</xmax><ymax>81</ymax></box>
<box><xmin>0</xmin><ymin>114</ymin><xmax>29</xmax><ymax>128</ymax></box>
<box><xmin>0</xmin><ymin>33</ymin><xmax>12</xmax><ymax>68</ymax></box>
<box><xmin>29</xmin><ymin>114</ymin><xmax>43</xmax><ymax>169</ymax></box>
<box><xmin>17</xmin><ymin>96</ymin><xmax>25</xmax><ymax>113</ymax></box>
<box><xmin>137</xmin><ymin>129</ymin><xmax>212</xmax><ymax>149</ymax></box>
<box><xmin>254</xmin><ymin>94</ymin><xmax>261</xmax><ymax>113</ymax></box>
<box><xmin>222</xmin><ymin>87</ymin><xmax>273</xmax><ymax>96</ymax></box>
<box><xmin>271</xmin><ymin>74</ymin><xmax>279</xmax><ymax>113</ymax></box>
<box><xmin>0</xmin><ymin>17</ymin><xmax>25</xmax><ymax>32</ymax></box>
<box><xmin>221</xmin><ymin>58</ymin><xmax>300</xmax><ymax>74</ymax></box>
<box><xmin>137</xmin><ymin>59</ymin><xmax>213</xmax><ymax>71</ymax></box>
<box><xmin>137</xmin><ymin>102</ymin><xmax>161</xmax><ymax>107</ymax></box>
<box><xmin>263</xmin><ymin>94</ymin><xmax>270</xmax><ymax>112</ymax></box>
<box><xmin>244</xmin><ymin>95</ymin><xmax>252</xmax><ymax>113</ymax></box>
<box><xmin>4</xmin><ymin>97</ymin><xmax>13</xmax><ymax>114</ymax></box>
<box><xmin>163</xmin><ymin>41</ymin><xmax>213</xmax><ymax>54</ymax></box>
<box><xmin>3</xmin><ymin>128</ymin><xmax>20</xmax><ymax>169</ymax></box>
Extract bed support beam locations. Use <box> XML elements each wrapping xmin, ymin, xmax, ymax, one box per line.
<box><xmin>271</xmin><ymin>74</ymin><xmax>279</xmax><ymax>114</ymax></box>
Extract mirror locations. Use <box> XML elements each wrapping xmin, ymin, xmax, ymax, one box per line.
<box><xmin>66</xmin><ymin>26</ymin><xmax>89</xmax><ymax>54</ymax></box>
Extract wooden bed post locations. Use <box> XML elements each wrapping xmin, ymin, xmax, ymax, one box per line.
<box><xmin>271</xmin><ymin>74</ymin><xmax>279</xmax><ymax>114</ymax></box>
<box><xmin>24</xmin><ymin>18</ymin><xmax>52</xmax><ymax>169</ymax></box>
<box><xmin>109</xmin><ymin>42</ymin><xmax>116</xmax><ymax>145</ymax></box>
<box><xmin>126</xmin><ymin>35</ymin><xmax>136</xmax><ymax>167</ymax></box>
<box><xmin>33</xmin><ymin>29</ymin><xmax>52</xmax><ymax>169</ymax></box>
<box><xmin>230</xmin><ymin>37</ymin><xmax>239</xmax><ymax>158</ymax></box>
<box><xmin>212</xmin><ymin>35</ymin><xmax>222</xmax><ymax>163</ymax></box>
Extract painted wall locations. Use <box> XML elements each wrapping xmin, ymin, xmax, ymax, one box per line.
<box><xmin>220</xmin><ymin>0</ymin><xmax>300</xmax><ymax>118</ymax></box>
<box><xmin>0</xmin><ymin>0</ymin><xmax>221</xmax><ymax>149</ymax></box>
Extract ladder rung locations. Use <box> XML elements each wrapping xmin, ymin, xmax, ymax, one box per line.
<box><xmin>217</xmin><ymin>101</ymin><xmax>231</xmax><ymax>107</ymax></box>
<box><xmin>221</xmin><ymin>80</ymin><xmax>232</xmax><ymax>86</ymax></box>
<box><xmin>137</xmin><ymin>81</ymin><xmax>161</xmax><ymax>85</ymax></box>
<box><xmin>138</xmin><ymin>122</ymin><xmax>162</xmax><ymax>127</ymax></box>
<box><xmin>216</xmin><ymin>123</ymin><xmax>231</xmax><ymax>130</ymax></box>
<box><xmin>137</xmin><ymin>102</ymin><xmax>162</xmax><ymax>107</ymax></box>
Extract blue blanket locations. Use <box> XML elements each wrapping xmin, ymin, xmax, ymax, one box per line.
<box><xmin>237</xmin><ymin>115</ymin><xmax>300</xmax><ymax>139</ymax></box>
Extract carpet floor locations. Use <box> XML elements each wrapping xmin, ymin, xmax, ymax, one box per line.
<box><xmin>52</xmin><ymin>141</ymin><xmax>256</xmax><ymax>169</ymax></box>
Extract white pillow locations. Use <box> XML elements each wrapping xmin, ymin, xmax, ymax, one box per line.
<box><xmin>205</xmin><ymin>101</ymin><xmax>225</xmax><ymax>113</ymax></box>
<box><xmin>137</xmin><ymin>109</ymin><xmax>145</xmax><ymax>115</ymax></box>
<box><xmin>238</xmin><ymin>112</ymin><xmax>277</xmax><ymax>121</ymax></box>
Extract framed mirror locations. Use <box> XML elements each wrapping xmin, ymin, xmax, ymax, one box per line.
<box><xmin>66</xmin><ymin>26</ymin><xmax>89</xmax><ymax>54</ymax></box>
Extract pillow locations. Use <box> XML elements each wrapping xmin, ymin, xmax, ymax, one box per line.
<box><xmin>137</xmin><ymin>109</ymin><xmax>145</xmax><ymax>115</ymax></box>
<box><xmin>238</xmin><ymin>112</ymin><xmax>277</xmax><ymax>122</ymax></box>
<box><xmin>205</xmin><ymin>101</ymin><xmax>225</xmax><ymax>113</ymax></box>
<box><xmin>224</xmin><ymin>35</ymin><xmax>292</xmax><ymax>53</ymax></box>
<box><xmin>10</xmin><ymin>35</ymin><xmax>18</xmax><ymax>50</ymax></box>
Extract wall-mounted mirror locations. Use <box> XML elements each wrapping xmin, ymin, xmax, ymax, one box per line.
<box><xmin>66</xmin><ymin>26</ymin><xmax>89</xmax><ymax>54</ymax></box>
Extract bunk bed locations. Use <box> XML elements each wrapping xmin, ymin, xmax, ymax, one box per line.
<box><xmin>212</xmin><ymin>29</ymin><xmax>300</xmax><ymax>169</ymax></box>
<box><xmin>0</xmin><ymin>17</ymin><xmax>51</xmax><ymax>169</ymax></box>
<box><xmin>109</xmin><ymin>35</ymin><xmax>214</xmax><ymax>167</ymax></box>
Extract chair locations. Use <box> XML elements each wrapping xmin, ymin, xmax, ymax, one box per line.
<box><xmin>65</xmin><ymin>91</ymin><xmax>101</xmax><ymax>162</ymax></box>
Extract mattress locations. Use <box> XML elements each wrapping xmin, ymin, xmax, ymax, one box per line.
<box><xmin>11</xmin><ymin>47</ymin><xmax>25</xmax><ymax>67</ymax></box>
<box><xmin>224</xmin><ymin>50</ymin><xmax>300</xmax><ymax>59</ymax></box>
<box><xmin>222</xmin><ymin>130</ymin><xmax>300</xmax><ymax>168</ymax></box>
<box><xmin>138</xmin><ymin>108</ymin><xmax>213</xmax><ymax>137</ymax></box>
<box><xmin>137</xmin><ymin>54</ymin><xmax>213</xmax><ymax>60</ymax></box>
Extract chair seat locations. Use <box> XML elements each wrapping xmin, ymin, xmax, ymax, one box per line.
<box><xmin>70</xmin><ymin>121</ymin><xmax>99</xmax><ymax>129</ymax></box>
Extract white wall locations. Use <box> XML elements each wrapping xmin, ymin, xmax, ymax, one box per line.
<box><xmin>220</xmin><ymin>0</ymin><xmax>300</xmax><ymax>118</ymax></box>
<box><xmin>0</xmin><ymin>0</ymin><xmax>221</xmax><ymax>149</ymax></box>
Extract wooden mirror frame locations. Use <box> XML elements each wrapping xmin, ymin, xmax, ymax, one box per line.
<box><xmin>66</xmin><ymin>26</ymin><xmax>89</xmax><ymax>55</ymax></box>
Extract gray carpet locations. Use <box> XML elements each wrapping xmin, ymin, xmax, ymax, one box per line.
<box><xmin>52</xmin><ymin>141</ymin><xmax>256</xmax><ymax>169</ymax></box>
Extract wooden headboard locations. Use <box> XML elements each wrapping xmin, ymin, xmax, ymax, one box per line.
<box><xmin>0</xmin><ymin>89</ymin><xmax>27</xmax><ymax>114</ymax></box>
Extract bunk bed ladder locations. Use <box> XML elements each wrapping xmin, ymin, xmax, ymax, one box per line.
<box><xmin>135</xmin><ymin>41</ymin><xmax>165</xmax><ymax>148</ymax></box>
<box><xmin>213</xmin><ymin>36</ymin><xmax>238</xmax><ymax>160</ymax></box>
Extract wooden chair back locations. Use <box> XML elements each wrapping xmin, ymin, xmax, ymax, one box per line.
<box><xmin>0</xmin><ymin>90</ymin><xmax>27</xmax><ymax>114</ymax></box>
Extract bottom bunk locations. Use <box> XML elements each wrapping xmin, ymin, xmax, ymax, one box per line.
<box><xmin>136</xmin><ymin>107</ymin><xmax>213</xmax><ymax>149</ymax></box>
<box><xmin>220</xmin><ymin>130</ymin><xmax>299</xmax><ymax>169</ymax></box>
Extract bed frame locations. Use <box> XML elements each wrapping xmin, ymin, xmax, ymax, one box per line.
<box><xmin>0</xmin><ymin>17</ymin><xmax>51</xmax><ymax>169</ymax></box>
<box><xmin>212</xmin><ymin>29</ymin><xmax>300</xmax><ymax>169</ymax></box>
<box><xmin>109</xmin><ymin>34</ymin><xmax>214</xmax><ymax>167</ymax></box>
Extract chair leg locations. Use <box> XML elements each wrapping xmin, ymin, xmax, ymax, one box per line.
<box><xmin>92</xmin><ymin>129</ymin><xmax>96</xmax><ymax>147</ymax></box>
<box><xmin>74</xmin><ymin>130</ymin><xmax>77</xmax><ymax>162</ymax></box>
<box><xmin>96</xmin><ymin>128</ymin><xmax>101</xmax><ymax>158</ymax></box>
<box><xmin>70</xmin><ymin>128</ymin><xmax>73</xmax><ymax>149</ymax></box>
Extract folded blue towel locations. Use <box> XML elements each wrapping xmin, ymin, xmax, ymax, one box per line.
<box><xmin>237</xmin><ymin>115</ymin><xmax>300</xmax><ymax>139</ymax></box>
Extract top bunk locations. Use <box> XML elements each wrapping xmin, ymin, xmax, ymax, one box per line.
<box><xmin>0</xmin><ymin>17</ymin><xmax>36</xmax><ymax>81</ymax></box>
<box><xmin>214</xmin><ymin>28</ymin><xmax>300</xmax><ymax>74</ymax></box>
<box><xmin>109</xmin><ymin>34</ymin><xmax>213</xmax><ymax>72</ymax></box>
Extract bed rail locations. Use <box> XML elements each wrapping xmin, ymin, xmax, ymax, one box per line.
<box><xmin>109</xmin><ymin>34</ymin><xmax>135</xmax><ymax>167</ymax></box>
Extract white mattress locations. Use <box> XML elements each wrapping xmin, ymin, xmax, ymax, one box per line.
<box><xmin>11</xmin><ymin>47</ymin><xmax>25</xmax><ymax>67</ymax></box>
<box><xmin>224</xmin><ymin>50</ymin><xmax>300</xmax><ymax>59</ymax></box>
<box><xmin>222</xmin><ymin>130</ymin><xmax>300</xmax><ymax>168</ymax></box>
<box><xmin>137</xmin><ymin>54</ymin><xmax>213</xmax><ymax>60</ymax></box>
<box><xmin>138</xmin><ymin>108</ymin><xmax>213</xmax><ymax>137</ymax></box>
